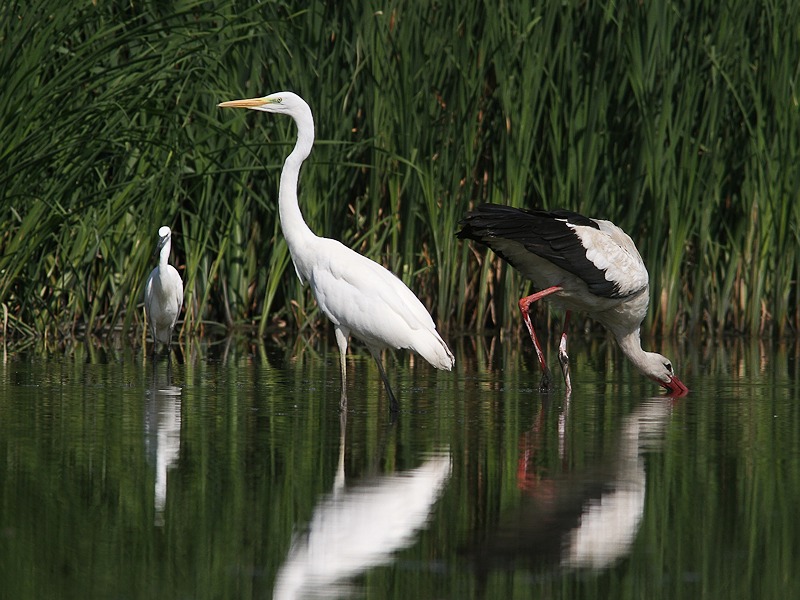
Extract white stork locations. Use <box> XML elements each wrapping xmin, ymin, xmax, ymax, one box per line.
<box><xmin>458</xmin><ymin>204</ymin><xmax>688</xmax><ymax>396</ymax></box>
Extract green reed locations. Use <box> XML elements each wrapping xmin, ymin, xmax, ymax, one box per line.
<box><xmin>1</xmin><ymin>0</ymin><xmax>798</xmax><ymax>342</ymax></box>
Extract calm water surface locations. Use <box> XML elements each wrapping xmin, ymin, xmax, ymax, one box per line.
<box><xmin>1</xmin><ymin>336</ymin><xmax>798</xmax><ymax>599</ymax></box>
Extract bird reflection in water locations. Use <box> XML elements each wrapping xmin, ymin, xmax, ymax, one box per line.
<box><xmin>272</xmin><ymin>412</ymin><xmax>452</xmax><ymax>599</ymax></box>
<box><xmin>477</xmin><ymin>397</ymin><xmax>673</xmax><ymax>575</ymax></box>
<box><xmin>144</xmin><ymin>363</ymin><xmax>182</xmax><ymax>527</ymax></box>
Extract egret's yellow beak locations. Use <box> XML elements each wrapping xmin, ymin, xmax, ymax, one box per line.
<box><xmin>218</xmin><ymin>97</ymin><xmax>268</xmax><ymax>109</ymax></box>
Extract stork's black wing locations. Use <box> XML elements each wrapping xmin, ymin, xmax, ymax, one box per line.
<box><xmin>457</xmin><ymin>203</ymin><xmax>623</xmax><ymax>298</ymax></box>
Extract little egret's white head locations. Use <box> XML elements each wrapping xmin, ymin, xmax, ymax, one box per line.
<box><xmin>155</xmin><ymin>226</ymin><xmax>171</xmax><ymax>253</ymax></box>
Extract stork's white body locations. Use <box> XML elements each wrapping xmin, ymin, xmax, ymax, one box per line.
<box><xmin>482</xmin><ymin>214</ymin><xmax>649</xmax><ymax>335</ymax></box>
<box><xmin>458</xmin><ymin>204</ymin><xmax>687</xmax><ymax>396</ymax></box>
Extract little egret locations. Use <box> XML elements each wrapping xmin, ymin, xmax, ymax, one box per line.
<box><xmin>218</xmin><ymin>92</ymin><xmax>454</xmax><ymax>411</ymax></box>
<box><xmin>458</xmin><ymin>204</ymin><xmax>687</xmax><ymax>396</ymax></box>
<box><xmin>144</xmin><ymin>225</ymin><xmax>183</xmax><ymax>356</ymax></box>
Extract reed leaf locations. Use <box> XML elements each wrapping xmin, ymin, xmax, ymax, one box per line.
<box><xmin>1</xmin><ymin>0</ymin><xmax>798</xmax><ymax>343</ymax></box>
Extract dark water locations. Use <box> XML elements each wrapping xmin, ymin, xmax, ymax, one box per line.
<box><xmin>1</xmin><ymin>335</ymin><xmax>798</xmax><ymax>599</ymax></box>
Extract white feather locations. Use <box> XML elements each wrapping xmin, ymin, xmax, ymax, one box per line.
<box><xmin>570</xmin><ymin>219</ymin><xmax>648</xmax><ymax>296</ymax></box>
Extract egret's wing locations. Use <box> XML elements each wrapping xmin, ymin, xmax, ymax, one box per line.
<box><xmin>166</xmin><ymin>265</ymin><xmax>184</xmax><ymax>326</ymax></box>
<box><xmin>309</xmin><ymin>239</ymin><xmax>440</xmax><ymax>343</ymax></box>
<box><xmin>144</xmin><ymin>267</ymin><xmax>158</xmax><ymax>312</ymax></box>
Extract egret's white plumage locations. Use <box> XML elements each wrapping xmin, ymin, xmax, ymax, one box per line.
<box><xmin>273</xmin><ymin>447</ymin><xmax>451</xmax><ymax>599</ymax></box>
<box><xmin>458</xmin><ymin>204</ymin><xmax>687</xmax><ymax>396</ymax></box>
<box><xmin>219</xmin><ymin>91</ymin><xmax>453</xmax><ymax>410</ymax></box>
<box><xmin>144</xmin><ymin>226</ymin><xmax>183</xmax><ymax>355</ymax></box>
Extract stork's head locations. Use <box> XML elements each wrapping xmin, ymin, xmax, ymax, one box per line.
<box><xmin>645</xmin><ymin>353</ymin><xmax>689</xmax><ymax>397</ymax></box>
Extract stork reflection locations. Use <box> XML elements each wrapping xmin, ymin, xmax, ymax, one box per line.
<box><xmin>273</xmin><ymin>411</ymin><xmax>451</xmax><ymax>599</ymax></box>
<box><xmin>144</xmin><ymin>363</ymin><xmax>182</xmax><ymax>527</ymax></box>
<box><xmin>476</xmin><ymin>397</ymin><xmax>673</xmax><ymax>573</ymax></box>
<box><xmin>560</xmin><ymin>398</ymin><xmax>670</xmax><ymax>568</ymax></box>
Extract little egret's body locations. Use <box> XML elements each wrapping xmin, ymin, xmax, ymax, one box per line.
<box><xmin>458</xmin><ymin>204</ymin><xmax>687</xmax><ymax>396</ymax></box>
<box><xmin>219</xmin><ymin>92</ymin><xmax>453</xmax><ymax>411</ymax></box>
<box><xmin>144</xmin><ymin>226</ymin><xmax>183</xmax><ymax>355</ymax></box>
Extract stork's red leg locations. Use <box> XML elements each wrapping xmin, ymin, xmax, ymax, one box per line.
<box><xmin>518</xmin><ymin>286</ymin><xmax>563</xmax><ymax>392</ymax></box>
<box><xmin>557</xmin><ymin>310</ymin><xmax>572</xmax><ymax>395</ymax></box>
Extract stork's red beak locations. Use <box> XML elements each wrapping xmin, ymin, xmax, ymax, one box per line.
<box><xmin>660</xmin><ymin>375</ymin><xmax>689</xmax><ymax>397</ymax></box>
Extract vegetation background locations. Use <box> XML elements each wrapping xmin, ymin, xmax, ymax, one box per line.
<box><xmin>2</xmin><ymin>0</ymin><xmax>798</xmax><ymax>345</ymax></box>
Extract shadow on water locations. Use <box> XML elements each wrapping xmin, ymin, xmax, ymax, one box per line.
<box><xmin>0</xmin><ymin>334</ymin><xmax>799</xmax><ymax>598</ymax></box>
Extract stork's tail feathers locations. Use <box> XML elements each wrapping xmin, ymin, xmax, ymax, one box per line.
<box><xmin>457</xmin><ymin>203</ymin><xmax>533</xmax><ymax>243</ymax></box>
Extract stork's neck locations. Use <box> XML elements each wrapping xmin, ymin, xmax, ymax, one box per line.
<box><xmin>278</xmin><ymin>109</ymin><xmax>317</xmax><ymax>254</ymax></box>
<box><xmin>615</xmin><ymin>328</ymin><xmax>651</xmax><ymax>374</ymax></box>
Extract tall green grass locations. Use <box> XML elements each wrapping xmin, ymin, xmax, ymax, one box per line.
<box><xmin>1</xmin><ymin>0</ymin><xmax>798</xmax><ymax>342</ymax></box>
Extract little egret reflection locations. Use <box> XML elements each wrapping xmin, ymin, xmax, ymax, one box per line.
<box><xmin>219</xmin><ymin>92</ymin><xmax>454</xmax><ymax>411</ymax></box>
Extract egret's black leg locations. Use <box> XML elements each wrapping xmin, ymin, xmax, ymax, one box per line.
<box><xmin>371</xmin><ymin>350</ymin><xmax>399</xmax><ymax>414</ymax></box>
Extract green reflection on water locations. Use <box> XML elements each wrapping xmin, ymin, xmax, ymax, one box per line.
<box><xmin>0</xmin><ymin>337</ymin><xmax>798</xmax><ymax>599</ymax></box>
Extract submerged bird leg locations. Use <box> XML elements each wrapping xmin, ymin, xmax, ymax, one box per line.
<box><xmin>334</xmin><ymin>327</ymin><xmax>349</xmax><ymax>411</ymax></box>
<box><xmin>166</xmin><ymin>354</ymin><xmax>172</xmax><ymax>378</ymax></box>
<box><xmin>339</xmin><ymin>371</ymin><xmax>348</xmax><ymax>411</ymax></box>
<box><xmin>518</xmin><ymin>286</ymin><xmax>563</xmax><ymax>392</ymax></box>
<box><xmin>370</xmin><ymin>349</ymin><xmax>399</xmax><ymax>414</ymax></box>
<box><xmin>333</xmin><ymin>410</ymin><xmax>347</xmax><ymax>495</ymax></box>
<box><xmin>557</xmin><ymin>310</ymin><xmax>572</xmax><ymax>395</ymax></box>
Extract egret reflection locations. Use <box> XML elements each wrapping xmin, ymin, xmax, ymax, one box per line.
<box><xmin>144</xmin><ymin>365</ymin><xmax>182</xmax><ymax>527</ymax></box>
<box><xmin>273</xmin><ymin>413</ymin><xmax>451</xmax><ymax>599</ymax></box>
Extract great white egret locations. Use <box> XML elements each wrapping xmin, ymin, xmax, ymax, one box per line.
<box><xmin>458</xmin><ymin>204</ymin><xmax>687</xmax><ymax>396</ymax></box>
<box><xmin>144</xmin><ymin>225</ymin><xmax>183</xmax><ymax>356</ymax></box>
<box><xmin>218</xmin><ymin>92</ymin><xmax>454</xmax><ymax>411</ymax></box>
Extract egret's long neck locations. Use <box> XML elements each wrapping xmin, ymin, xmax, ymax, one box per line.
<box><xmin>158</xmin><ymin>240</ymin><xmax>171</xmax><ymax>273</ymax></box>
<box><xmin>279</xmin><ymin>108</ymin><xmax>317</xmax><ymax>254</ymax></box>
